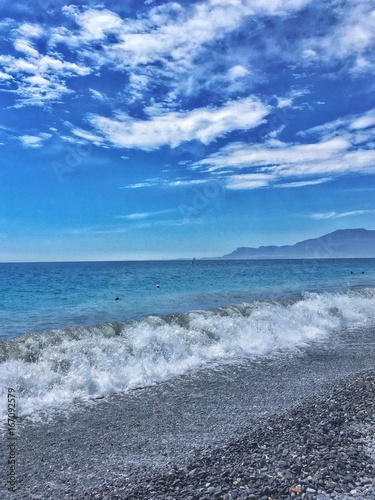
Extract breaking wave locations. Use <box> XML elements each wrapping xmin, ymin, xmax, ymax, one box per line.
<box><xmin>1</xmin><ymin>289</ymin><xmax>375</xmax><ymax>420</ymax></box>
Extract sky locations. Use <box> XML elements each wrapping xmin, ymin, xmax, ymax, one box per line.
<box><xmin>0</xmin><ymin>0</ymin><xmax>374</xmax><ymax>261</ymax></box>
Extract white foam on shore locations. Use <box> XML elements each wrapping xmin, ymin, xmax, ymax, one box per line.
<box><xmin>1</xmin><ymin>289</ymin><xmax>375</xmax><ymax>421</ymax></box>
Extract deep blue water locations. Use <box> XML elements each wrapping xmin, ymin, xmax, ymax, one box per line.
<box><xmin>1</xmin><ymin>259</ymin><xmax>375</xmax><ymax>340</ymax></box>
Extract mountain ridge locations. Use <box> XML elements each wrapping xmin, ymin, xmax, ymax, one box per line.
<box><xmin>217</xmin><ymin>228</ymin><xmax>375</xmax><ymax>259</ymax></box>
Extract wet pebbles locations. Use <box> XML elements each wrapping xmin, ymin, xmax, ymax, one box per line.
<box><xmin>94</xmin><ymin>370</ymin><xmax>375</xmax><ymax>499</ymax></box>
<box><xmin>2</xmin><ymin>337</ymin><xmax>374</xmax><ymax>500</ymax></box>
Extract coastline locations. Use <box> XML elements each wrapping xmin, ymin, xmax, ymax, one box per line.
<box><xmin>1</xmin><ymin>325</ymin><xmax>375</xmax><ymax>499</ymax></box>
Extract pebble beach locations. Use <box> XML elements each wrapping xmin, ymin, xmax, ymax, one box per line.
<box><xmin>120</xmin><ymin>370</ymin><xmax>375</xmax><ymax>500</ymax></box>
<box><xmin>1</xmin><ymin>324</ymin><xmax>374</xmax><ymax>500</ymax></box>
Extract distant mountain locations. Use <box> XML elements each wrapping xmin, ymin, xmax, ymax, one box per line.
<box><xmin>219</xmin><ymin>229</ymin><xmax>375</xmax><ymax>259</ymax></box>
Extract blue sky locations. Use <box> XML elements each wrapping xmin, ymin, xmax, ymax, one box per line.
<box><xmin>0</xmin><ymin>0</ymin><xmax>374</xmax><ymax>261</ymax></box>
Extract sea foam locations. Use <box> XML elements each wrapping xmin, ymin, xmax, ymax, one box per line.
<box><xmin>1</xmin><ymin>289</ymin><xmax>375</xmax><ymax>420</ymax></box>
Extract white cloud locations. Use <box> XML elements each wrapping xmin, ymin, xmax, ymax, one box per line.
<box><xmin>57</xmin><ymin>2</ymin><xmax>243</xmax><ymax>67</ymax></box>
<box><xmin>310</xmin><ymin>211</ymin><xmax>337</xmax><ymax>220</ymax></box>
<box><xmin>63</xmin><ymin>7</ymin><xmax>123</xmax><ymax>43</ymax></box>
<box><xmin>277</xmin><ymin>98</ymin><xmax>293</xmax><ymax>109</ymax></box>
<box><xmin>0</xmin><ymin>29</ymin><xmax>91</xmax><ymax>106</ymax></box>
<box><xmin>116</xmin><ymin>208</ymin><xmax>176</xmax><ymax>220</ymax></box>
<box><xmin>50</xmin><ymin>0</ymin><xmax>312</xmax><ymax>103</ymax></box>
<box><xmin>301</xmin><ymin>1</ymin><xmax>375</xmax><ymax>72</ymax></box>
<box><xmin>119</xmin><ymin>177</ymin><xmax>210</xmax><ymax>189</ymax></box>
<box><xmin>19</xmin><ymin>134</ymin><xmax>51</xmax><ymax>148</ymax></box>
<box><xmin>168</xmin><ymin>179</ymin><xmax>208</xmax><ymax>186</ymax></box>
<box><xmin>89</xmin><ymin>97</ymin><xmax>269</xmax><ymax>150</ymax></box>
<box><xmin>89</xmin><ymin>88</ymin><xmax>109</xmax><ymax>102</ymax></box>
<box><xmin>311</xmin><ymin>210</ymin><xmax>375</xmax><ymax>220</ymax></box>
<box><xmin>300</xmin><ymin>110</ymin><xmax>375</xmax><ymax>147</ymax></box>
<box><xmin>1</xmin><ymin>0</ymin><xmax>320</xmax><ymax>113</ymax></box>
<box><xmin>276</xmin><ymin>178</ymin><xmax>331</xmax><ymax>188</ymax></box>
<box><xmin>0</xmin><ymin>71</ymin><xmax>12</xmax><ymax>80</ymax></box>
<box><xmin>116</xmin><ymin>212</ymin><xmax>152</xmax><ymax>220</ymax></box>
<box><xmin>17</xmin><ymin>23</ymin><xmax>44</xmax><ymax>39</ymax></box>
<box><xmin>302</xmin><ymin>49</ymin><xmax>317</xmax><ymax>59</ymax></box>
<box><xmin>196</xmin><ymin>137</ymin><xmax>350</xmax><ymax>171</ymax></box>
<box><xmin>71</xmin><ymin>128</ymin><xmax>104</xmax><ymax>145</ymax></box>
<box><xmin>193</xmin><ymin>112</ymin><xmax>375</xmax><ymax>190</ymax></box>
<box><xmin>14</xmin><ymin>75</ymin><xmax>73</xmax><ymax>106</ymax></box>
<box><xmin>276</xmin><ymin>89</ymin><xmax>310</xmax><ymax>109</ymax></box>
<box><xmin>227</xmin><ymin>65</ymin><xmax>249</xmax><ymax>80</ymax></box>
<box><xmin>226</xmin><ymin>173</ymin><xmax>276</xmax><ymax>190</ymax></box>
<box><xmin>0</xmin><ymin>52</ymin><xmax>91</xmax><ymax>105</ymax></box>
<box><xmin>120</xmin><ymin>178</ymin><xmax>164</xmax><ymax>189</ymax></box>
<box><xmin>350</xmin><ymin>115</ymin><xmax>375</xmax><ymax>130</ymax></box>
<box><xmin>14</xmin><ymin>39</ymin><xmax>39</xmax><ymax>58</ymax></box>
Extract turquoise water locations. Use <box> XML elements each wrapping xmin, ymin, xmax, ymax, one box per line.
<box><xmin>1</xmin><ymin>259</ymin><xmax>375</xmax><ymax>420</ymax></box>
<box><xmin>1</xmin><ymin>259</ymin><xmax>375</xmax><ymax>340</ymax></box>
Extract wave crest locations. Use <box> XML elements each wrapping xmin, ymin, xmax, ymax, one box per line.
<box><xmin>1</xmin><ymin>289</ymin><xmax>375</xmax><ymax>420</ymax></box>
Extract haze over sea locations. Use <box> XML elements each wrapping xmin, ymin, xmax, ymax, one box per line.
<box><xmin>1</xmin><ymin>258</ymin><xmax>375</xmax><ymax>421</ymax></box>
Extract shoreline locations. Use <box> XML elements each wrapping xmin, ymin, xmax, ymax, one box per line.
<box><xmin>1</xmin><ymin>327</ymin><xmax>374</xmax><ymax>499</ymax></box>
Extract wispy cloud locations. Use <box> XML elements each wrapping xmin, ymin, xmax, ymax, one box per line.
<box><xmin>311</xmin><ymin>210</ymin><xmax>375</xmax><ymax>220</ymax></box>
<box><xmin>167</xmin><ymin>179</ymin><xmax>209</xmax><ymax>187</ymax></box>
<box><xmin>19</xmin><ymin>133</ymin><xmax>52</xmax><ymax>148</ymax></box>
<box><xmin>0</xmin><ymin>71</ymin><xmax>13</xmax><ymax>81</ymax></box>
<box><xmin>301</xmin><ymin>109</ymin><xmax>375</xmax><ymax>137</ymax></box>
<box><xmin>276</xmin><ymin>178</ymin><xmax>332</xmax><ymax>188</ymax></box>
<box><xmin>44</xmin><ymin>0</ymin><xmax>315</xmax><ymax>108</ymax></box>
<box><xmin>17</xmin><ymin>23</ymin><xmax>44</xmax><ymax>39</ymax></box>
<box><xmin>0</xmin><ymin>24</ymin><xmax>91</xmax><ymax>107</ymax></box>
<box><xmin>116</xmin><ymin>212</ymin><xmax>153</xmax><ymax>220</ymax></box>
<box><xmin>116</xmin><ymin>209</ymin><xmax>175</xmax><ymax>220</ymax></box>
<box><xmin>1</xmin><ymin>0</ymin><xmax>373</xmax><ymax>113</ymax></box>
<box><xmin>71</xmin><ymin>128</ymin><xmax>104</xmax><ymax>145</ymax></box>
<box><xmin>89</xmin><ymin>88</ymin><xmax>110</xmax><ymax>102</ymax></box>
<box><xmin>226</xmin><ymin>173</ymin><xmax>275</xmax><ymax>190</ymax></box>
<box><xmin>300</xmin><ymin>0</ymin><xmax>375</xmax><ymax>73</ymax></box>
<box><xmin>120</xmin><ymin>178</ymin><xmax>164</xmax><ymax>189</ymax></box>
<box><xmin>88</xmin><ymin>97</ymin><xmax>269</xmax><ymax>150</ymax></box>
<box><xmin>196</xmin><ymin>137</ymin><xmax>350</xmax><ymax>171</ymax></box>
<box><xmin>55</xmin><ymin>1</ymin><xmax>311</xmax><ymax>73</ymax></box>
<box><xmin>120</xmin><ymin>177</ymin><xmax>211</xmax><ymax>189</ymax></box>
<box><xmin>67</xmin><ymin>215</ymin><xmax>202</xmax><ymax>236</ymax></box>
<box><xmin>0</xmin><ymin>52</ymin><xmax>91</xmax><ymax>107</ymax></box>
<box><xmin>193</xmin><ymin>109</ymin><xmax>375</xmax><ymax>190</ymax></box>
<box><xmin>350</xmin><ymin>115</ymin><xmax>375</xmax><ymax>131</ymax></box>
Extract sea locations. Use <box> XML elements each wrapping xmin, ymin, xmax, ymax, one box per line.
<box><xmin>1</xmin><ymin>258</ymin><xmax>375</xmax><ymax>421</ymax></box>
